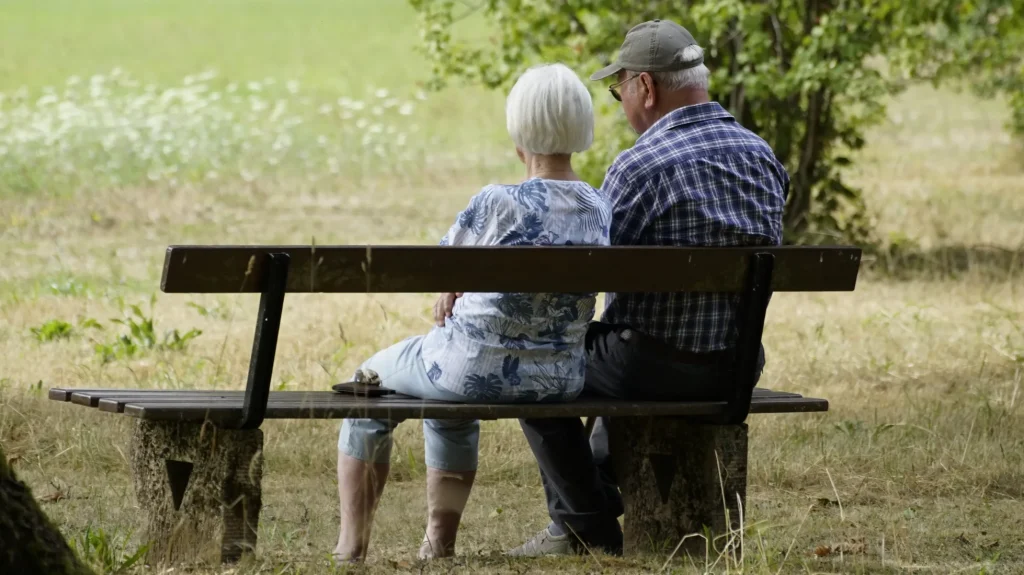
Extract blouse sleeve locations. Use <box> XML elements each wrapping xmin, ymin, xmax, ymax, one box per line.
<box><xmin>439</xmin><ymin>186</ymin><xmax>509</xmax><ymax>247</ymax></box>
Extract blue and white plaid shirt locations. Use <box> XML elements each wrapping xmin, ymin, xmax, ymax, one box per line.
<box><xmin>601</xmin><ymin>102</ymin><xmax>789</xmax><ymax>353</ymax></box>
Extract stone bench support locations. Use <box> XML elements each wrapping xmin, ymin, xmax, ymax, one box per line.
<box><xmin>609</xmin><ymin>418</ymin><xmax>748</xmax><ymax>558</ymax></box>
<box><xmin>129</xmin><ymin>420</ymin><xmax>263</xmax><ymax>564</ymax></box>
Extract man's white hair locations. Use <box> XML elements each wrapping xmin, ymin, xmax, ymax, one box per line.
<box><xmin>644</xmin><ymin>45</ymin><xmax>711</xmax><ymax>91</ymax></box>
<box><xmin>506</xmin><ymin>63</ymin><xmax>594</xmax><ymax>155</ymax></box>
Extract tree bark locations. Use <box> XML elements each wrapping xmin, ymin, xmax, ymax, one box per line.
<box><xmin>786</xmin><ymin>87</ymin><xmax>828</xmax><ymax>232</ymax></box>
<box><xmin>608</xmin><ymin>418</ymin><xmax>748</xmax><ymax>559</ymax></box>
<box><xmin>0</xmin><ymin>445</ymin><xmax>96</xmax><ymax>575</ymax></box>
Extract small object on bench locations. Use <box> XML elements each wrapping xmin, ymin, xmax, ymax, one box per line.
<box><xmin>49</xmin><ymin>244</ymin><xmax>861</xmax><ymax>564</ymax></box>
<box><xmin>352</xmin><ymin>368</ymin><xmax>382</xmax><ymax>386</ymax></box>
<box><xmin>331</xmin><ymin>380</ymin><xmax>395</xmax><ymax>397</ymax></box>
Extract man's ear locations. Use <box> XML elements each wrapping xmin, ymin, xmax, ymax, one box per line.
<box><xmin>641</xmin><ymin>73</ymin><xmax>657</xmax><ymax>110</ymax></box>
<box><xmin>515</xmin><ymin>146</ymin><xmax>526</xmax><ymax>163</ymax></box>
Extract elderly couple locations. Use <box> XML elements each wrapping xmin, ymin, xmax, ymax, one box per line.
<box><xmin>334</xmin><ymin>19</ymin><xmax>788</xmax><ymax>561</ymax></box>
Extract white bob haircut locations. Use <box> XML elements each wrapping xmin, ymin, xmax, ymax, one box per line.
<box><xmin>505</xmin><ymin>63</ymin><xmax>594</xmax><ymax>156</ymax></box>
<box><xmin>646</xmin><ymin>45</ymin><xmax>711</xmax><ymax>91</ymax></box>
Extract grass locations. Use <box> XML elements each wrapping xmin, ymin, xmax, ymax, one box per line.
<box><xmin>1</xmin><ymin>1</ymin><xmax>1023</xmax><ymax>574</ymax></box>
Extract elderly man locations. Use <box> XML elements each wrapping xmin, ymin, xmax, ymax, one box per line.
<box><xmin>510</xmin><ymin>19</ymin><xmax>790</xmax><ymax>556</ymax></box>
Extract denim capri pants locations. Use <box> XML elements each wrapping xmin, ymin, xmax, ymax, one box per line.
<box><xmin>338</xmin><ymin>336</ymin><xmax>480</xmax><ymax>472</ymax></box>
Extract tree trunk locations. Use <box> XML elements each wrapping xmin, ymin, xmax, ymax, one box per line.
<box><xmin>785</xmin><ymin>87</ymin><xmax>827</xmax><ymax>233</ymax></box>
<box><xmin>0</xmin><ymin>445</ymin><xmax>96</xmax><ymax>575</ymax></box>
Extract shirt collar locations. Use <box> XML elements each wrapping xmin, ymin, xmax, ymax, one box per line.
<box><xmin>636</xmin><ymin>101</ymin><xmax>734</xmax><ymax>144</ymax></box>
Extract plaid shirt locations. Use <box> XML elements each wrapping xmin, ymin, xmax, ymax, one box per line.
<box><xmin>601</xmin><ymin>102</ymin><xmax>789</xmax><ymax>353</ymax></box>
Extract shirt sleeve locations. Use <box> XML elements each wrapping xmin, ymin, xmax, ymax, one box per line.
<box><xmin>439</xmin><ymin>185</ymin><xmax>504</xmax><ymax>247</ymax></box>
<box><xmin>600</xmin><ymin>157</ymin><xmax>650</xmax><ymax>246</ymax></box>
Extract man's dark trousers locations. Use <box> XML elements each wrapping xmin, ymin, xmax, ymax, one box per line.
<box><xmin>518</xmin><ymin>322</ymin><xmax>764</xmax><ymax>553</ymax></box>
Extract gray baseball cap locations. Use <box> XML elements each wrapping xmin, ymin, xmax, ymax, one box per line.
<box><xmin>590</xmin><ymin>19</ymin><xmax>703</xmax><ymax>81</ymax></box>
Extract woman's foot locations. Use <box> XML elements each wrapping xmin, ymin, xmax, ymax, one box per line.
<box><xmin>334</xmin><ymin>452</ymin><xmax>390</xmax><ymax>561</ymax></box>
<box><xmin>418</xmin><ymin>467</ymin><xmax>476</xmax><ymax>559</ymax></box>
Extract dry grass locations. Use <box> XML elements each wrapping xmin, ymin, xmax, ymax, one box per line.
<box><xmin>3</xmin><ymin>153</ymin><xmax>1023</xmax><ymax>574</ymax></box>
<box><xmin>2</xmin><ymin>4</ymin><xmax>1024</xmax><ymax>574</ymax></box>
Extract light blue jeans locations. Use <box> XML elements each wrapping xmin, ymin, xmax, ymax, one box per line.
<box><xmin>337</xmin><ymin>336</ymin><xmax>480</xmax><ymax>471</ymax></box>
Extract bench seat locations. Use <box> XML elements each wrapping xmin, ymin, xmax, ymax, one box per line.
<box><xmin>49</xmin><ymin>387</ymin><xmax>827</xmax><ymax>423</ymax></box>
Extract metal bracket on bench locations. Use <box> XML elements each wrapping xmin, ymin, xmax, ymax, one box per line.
<box><xmin>238</xmin><ymin>253</ymin><xmax>290</xmax><ymax>430</ymax></box>
<box><xmin>721</xmin><ymin>252</ymin><xmax>774</xmax><ymax>425</ymax></box>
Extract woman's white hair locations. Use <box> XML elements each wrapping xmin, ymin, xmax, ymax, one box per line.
<box><xmin>649</xmin><ymin>45</ymin><xmax>711</xmax><ymax>91</ymax></box>
<box><xmin>506</xmin><ymin>63</ymin><xmax>594</xmax><ymax>155</ymax></box>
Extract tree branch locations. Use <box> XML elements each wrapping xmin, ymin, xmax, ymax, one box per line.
<box><xmin>561</xmin><ymin>1</ymin><xmax>589</xmax><ymax>36</ymax></box>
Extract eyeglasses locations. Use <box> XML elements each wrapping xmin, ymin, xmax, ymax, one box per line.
<box><xmin>609</xmin><ymin>74</ymin><xmax>642</xmax><ymax>102</ymax></box>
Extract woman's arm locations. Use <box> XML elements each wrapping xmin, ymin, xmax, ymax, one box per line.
<box><xmin>433</xmin><ymin>186</ymin><xmax>507</xmax><ymax>325</ymax></box>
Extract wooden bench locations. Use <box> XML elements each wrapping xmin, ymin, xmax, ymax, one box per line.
<box><xmin>49</xmin><ymin>244</ymin><xmax>861</xmax><ymax>563</ymax></box>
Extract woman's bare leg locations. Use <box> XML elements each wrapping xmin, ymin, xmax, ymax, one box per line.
<box><xmin>334</xmin><ymin>452</ymin><xmax>390</xmax><ymax>561</ymax></box>
<box><xmin>419</xmin><ymin>467</ymin><xmax>476</xmax><ymax>559</ymax></box>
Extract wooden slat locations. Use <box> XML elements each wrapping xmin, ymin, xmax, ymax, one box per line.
<box><xmin>116</xmin><ymin>394</ymin><xmax>827</xmax><ymax>424</ymax></box>
<box><xmin>69</xmin><ymin>389</ymin><xmax>239</xmax><ymax>408</ymax></box>
<box><xmin>63</xmin><ymin>388</ymin><xmax>803</xmax><ymax>411</ymax></box>
<box><xmin>54</xmin><ymin>387</ymin><xmax>826</xmax><ymax>423</ymax></box>
<box><xmin>160</xmin><ymin>245</ymin><xmax>862</xmax><ymax>294</ymax></box>
<box><xmin>97</xmin><ymin>393</ymin><xmax>245</xmax><ymax>413</ymax></box>
<box><xmin>50</xmin><ymin>388</ymin><xmax>127</xmax><ymax>402</ymax></box>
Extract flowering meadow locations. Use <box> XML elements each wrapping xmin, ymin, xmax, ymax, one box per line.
<box><xmin>0</xmin><ymin>69</ymin><xmax>440</xmax><ymax>194</ymax></box>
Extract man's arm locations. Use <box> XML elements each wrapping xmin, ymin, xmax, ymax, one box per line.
<box><xmin>600</xmin><ymin>159</ymin><xmax>651</xmax><ymax>246</ymax></box>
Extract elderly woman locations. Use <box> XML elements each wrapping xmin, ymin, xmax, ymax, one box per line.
<box><xmin>334</xmin><ymin>63</ymin><xmax>610</xmax><ymax>562</ymax></box>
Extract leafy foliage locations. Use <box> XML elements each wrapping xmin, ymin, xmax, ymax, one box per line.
<box><xmin>69</xmin><ymin>527</ymin><xmax>148</xmax><ymax>575</ymax></box>
<box><xmin>927</xmin><ymin>1</ymin><xmax>1024</xmax><ymax>136</ymax></box>
<box><xmin>94</xmin><ymin>296</ymin><xmax>201</xmax><ymax>363</ymax></box>
<box><xmin>31</xmin><ymin>320</ymin><xmax>74</xmax><ymax>342</ymax></box>
<box><xmin>409</xmin><ymin>0</ymin><xmax>1021</xmax><ymax>244</ymax></box>
<box><xmin>30</xmin><ymin>317</ymin><xmax>102</xmax><ymax>342</ymax></box>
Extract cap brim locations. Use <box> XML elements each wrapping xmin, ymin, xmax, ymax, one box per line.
<box><xmin>589</xmin><ymin>62</ymin><xmax>623</xmax><ymax>81</ymax></box>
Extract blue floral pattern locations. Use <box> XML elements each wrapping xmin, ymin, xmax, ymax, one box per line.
<box><xmin>420</xmin><ymin>178</ymin><xmax>612</xmax><ymax>402</ymax></box>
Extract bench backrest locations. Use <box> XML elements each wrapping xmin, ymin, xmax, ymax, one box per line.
<box><xmin>161</xmin><ymin>245</ymin><xmax>861</xmax><ymax>293</ymax></box>
<box><xmin>160</xmin><ymin>245</ymin><xmax>862</xmax><ymax>429</ymax></box>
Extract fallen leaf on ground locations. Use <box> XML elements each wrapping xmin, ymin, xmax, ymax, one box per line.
<box><xmin>813</xmin><ymin>538</ymin><xmax>867</xmax><ymax>558</ymax></box>
<box><xmin>38</xmin><ymin>491</ymin><xmax>66</xmax><ymax>503</ymax></box>
<box><xmin>816</xmin><ymin>497</ymin><xmax>839</xmax><ymax>508</ymax></box>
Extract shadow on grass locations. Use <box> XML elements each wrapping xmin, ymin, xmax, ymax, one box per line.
<box><xmin>861</xmin><ymin>243</ymin><xmax>1024</xmax><ymax>280</ymax></box>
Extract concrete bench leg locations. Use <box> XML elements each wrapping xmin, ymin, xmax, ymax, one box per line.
<box><xmin>129</xmin><ymin>420</ymin><xmax>263</xmax><ymax>564</ymax></box>
<box><xmin>608</xmin><ymin>418</ymin><xmax>747</xmax><ymax>558</ymax></box>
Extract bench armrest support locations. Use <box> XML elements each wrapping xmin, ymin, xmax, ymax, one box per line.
<box><xmin>239</xmin><ymin>253</ymin><xmax>290</xmax><ymax>429</ymax></box>
<box><xmin>722</xmin><ymin>252</ymin><xmax>775</xmax><ymax>425</ymax></box>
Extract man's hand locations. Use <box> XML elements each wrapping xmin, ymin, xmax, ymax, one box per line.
<box><xmin>433</xmin><ymin>292</ymin><xmax>464</xmax><ymax>327</ymax></box>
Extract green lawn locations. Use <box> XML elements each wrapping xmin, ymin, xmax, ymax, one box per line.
<box><xmin>2</xmin><ymin>0</ymin><xmax>428</xmax><ymax>91</ymax></box>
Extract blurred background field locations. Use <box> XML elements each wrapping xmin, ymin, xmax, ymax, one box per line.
<box><xmin>1</xmin><ymin>1</ymin><xmax>1022</xmax><ymax>574</ymax></box>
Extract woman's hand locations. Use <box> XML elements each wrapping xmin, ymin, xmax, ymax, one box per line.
<box><xmin>433</xmin><ymin>292</ymin><xmax>464</xmax><ymax>327</ymax></box>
